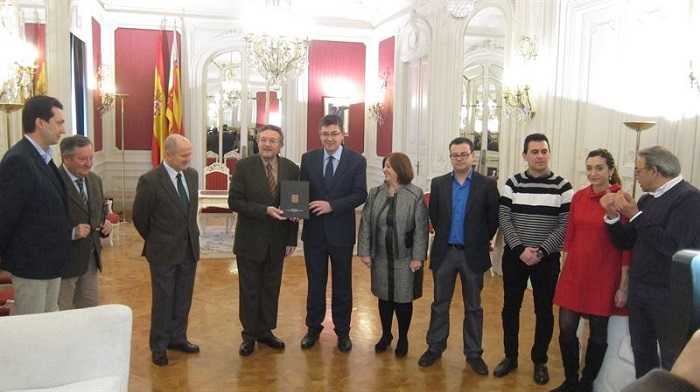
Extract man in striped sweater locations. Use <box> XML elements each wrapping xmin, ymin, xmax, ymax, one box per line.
<box><xmin>493</xmin><ymin>133</ymin><xmax>573</xmax><ymax>385</ymax></box>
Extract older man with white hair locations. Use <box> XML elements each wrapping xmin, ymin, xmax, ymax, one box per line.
<box><xmin>601</xmin><ymin>145</ymin><xmax>700</xmax><ymax>379</ymax></box>
<box><xmin>133</xmin><ymin>134</ymin><xmax>201</xmax><ymax>366</ymax></box>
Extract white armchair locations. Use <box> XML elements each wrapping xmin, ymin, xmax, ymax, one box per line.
<box><xmin>0</xmin><ymin>304</ymin><xmax>132</xmax><ymax>392</ymax></box>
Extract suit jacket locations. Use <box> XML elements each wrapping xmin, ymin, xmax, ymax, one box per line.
<box><xmin>300</xmin><ymin>147</ymin><xmax>367</xmax><ymax>247</ymax></box>
<box><xmin>0</xmin><ymin>138</ymin><xmax>72</xmax><ymax>279</ymax></box>
<box><xmin>228</xmin><ymin>155</ymin><xmax>300</xmax><ymax>261</ymax></box>
<box><xmin>59</xmin><ymin>167</ymin><xmax>106</xmax><ymax>278</ymax></box>
<box><xmin>132</xmin><ymin>165</ymin><xmax>200</xmax><ymax>265</ymax></box>
<box><xmin>428</xmin><ymin>171</ymin><xmax>500</xmax><ymax>273</ymax></box>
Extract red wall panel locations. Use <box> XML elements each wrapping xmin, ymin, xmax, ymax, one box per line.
<box><xmin>255</xmin><ymin>91</ymin><xmax>279</xmax><ymax>127</ymax></box>
<box><xmin>92</xmin><ymin>18</ymin><xmax>103</xmax><ymax>151</ymax></box>
<box><xmin>377</xmin><ymin>36</ymin><xmax>395</xmax><ymax>157</ymax></box>
<box><xmin>307</xmin><ymin>40</ymin><xmax>365</xmax><ymax>153</ymax></box>
<box><xmin>114</xmin><ymin>28</ymin><xmax>177</xmax><ymax>150</ymax></box>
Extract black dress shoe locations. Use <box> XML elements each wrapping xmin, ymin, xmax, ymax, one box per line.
<box><xmin>418</xmin><ymin>350</ymin><xmax>441</xmax><ymax>367</ymax></box>
<box><xmin>493</xmin><ymin>357</ymin><xmax>518</xmax><ymax>377</ymax></box>
<box><xmin>337</xmin><ymin>335</ymin><xmax>352</xmax><ymax>352</ymax></box>
<box><xmin>301</xmin><ymin>331</ymin><xmax>319</xmax><ymax>349</ymax></box>
<box><xmin>467</xmin><ymin>357</ymin><xmax>489</xmax><ymax>375</ymax></box>
<box><xmin>239</xmin><ymin>339</ymin><xmax>255</xmax><ymax>356</ymax></box>
<box><xmin>394</xmin><ymin>338</ymin><xmax>408</xmax><ymax>358</ymax></box>
<box><xmin>534</xmin><ymin>363</ymin><xmax>550</xmax><ymax>385</ymax></box>
<box><xmin>152</xmin><ymin>351</ymin><xmax>168</xmax><ymax>366</ymax></box>
<box><xmin>167</xmin><ymin>341</ymin><xmax>200</xmax><ymax>353</ymax></box>
<box><xmin>257</xmin><ymin>334</ymin><xmax>285</xmax><ymax>349</ymax></box>
<box><xmin>375</xmin><ymin>333</ymin><xmax>393</xmax><ymax>352</ymax></box>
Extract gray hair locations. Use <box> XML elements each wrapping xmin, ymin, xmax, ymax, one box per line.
<box><xmin>256</xmin><ymin>124</ymin><xmax>284</xmax><ymax>146</ymax></box>
<box><xmin>164</xmin><ymin>134</ymin><xmax>190</xmax><ymax>153</ymax></box>
<box><xmin>638</xmin><ymin>145</ymin><xmax>681</xmax><ymax>178</ymax></box>
<box><xmin>60</xmin><ymin>135</ymin><xmax>92</xmax><ymax>156</ymax></box>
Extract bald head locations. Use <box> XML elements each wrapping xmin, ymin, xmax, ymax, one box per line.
<box><xmin>163</xmin><ymin>134</ymin><xmax>192</xmax><ymax>171</ymax></box>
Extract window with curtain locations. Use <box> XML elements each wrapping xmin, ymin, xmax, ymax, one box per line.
<box><xmin>71</xmin><ymin>33</ymin><xmax>87</xmax><ymax>136</ymax></box>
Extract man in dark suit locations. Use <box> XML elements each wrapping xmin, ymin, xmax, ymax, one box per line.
<box><xmin>0</xmin><ymin>96</ymin><xmax>82</xmax><ymax>315</ymax></box>
<box><xmin>418</xmin><ymin>137</ymin><xmax>500</xmax><ymax>374</ymax></box>
<box><xmin>57</xmin><ymin>135</ymin><xmax>112</xmax><ymax>309</ymax></box>
<box><xmin>229</xmin><ymin>124</ymin><xmax>300</xmax><ymax>356</ymax></box>
<box><xmin>299</xmin><ymin>114</ymin><xmax>367</xmax><ymax>352</ymax></box>
<box><xmin>133</xmin><ymin>134</ymin><xmax>201</xmax><ymax>366</ymax></box>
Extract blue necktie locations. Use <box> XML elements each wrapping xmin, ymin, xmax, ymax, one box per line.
<box><xmin>324</xmin><ymin>156</ymin><xmax>334</xmax><ymax>179</ymax></box>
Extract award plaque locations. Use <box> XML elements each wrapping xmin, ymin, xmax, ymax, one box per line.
<box><xmin>280</xmin><ymin>180</ymin><xmax>309</xmax><ymax>219</ymax></box>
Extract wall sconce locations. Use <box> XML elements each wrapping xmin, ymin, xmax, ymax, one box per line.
<box><xmin>96</xmin><ymin>65</ymin><xmax>115</xmax><ymax>114</ymax></box>
<box><xmin>368</xmin><ymin>72</ymin><xmax>388</xmax><ymax>126</ymax></box>
<box><xmin>691</xmin><ymin>61</ymin><xmax>700</xmax><ymax>94</ymax></box>
<box><xmin>503</xmin><ymin>86</ymin><xmax>535</xmax><ymax>120</ymax></box>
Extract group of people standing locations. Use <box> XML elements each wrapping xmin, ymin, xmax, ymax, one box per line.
<box><xmin>0</xmin><ymin>96</ymin><xmax>112</xmax><ymax>316</ymax></box>
<box><xmin>3</xmin><ymin>96</ymin><xmax>700</xmax><ymax>391</ymax></box>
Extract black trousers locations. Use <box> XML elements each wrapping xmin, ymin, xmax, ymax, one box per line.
<box><xmin>628</xmin><ymin>282</ymin><xmax>677</xmax><ymax>378</ymax></box>
<box><xmin>148</xmin><ymin>255</ymin><xmax>197</xmax><ymax>352</ymax></box>
<box><xmin>303</xmin><ymin>242</ymin><xmax>353</xmax><ymax>336</ymax></box>
<box><xmin>501</xmin><ymin>246</ymin><xmax>560</xmax><ymax>364</ymax></box>
<box><xmin>426</xmin><ymin>247</ymin><xmax>485</xmax><ymax>358</ymax></box>
<box><xmin>236</xmin><ymin>245</ymin><xmax>285</xmax><ymax>341</ymax></box>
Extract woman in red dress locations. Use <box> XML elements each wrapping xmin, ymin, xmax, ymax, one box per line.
<box><xmin>551</xmin><ymin>149</ymin><xmax>631</xmax><ymax>392</ymax></box>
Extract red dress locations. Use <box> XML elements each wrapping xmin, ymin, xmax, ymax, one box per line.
<box><xmin>553</xmin><ymin>184</ymin><xmax>631</xmax><ymax>316</ymax></box>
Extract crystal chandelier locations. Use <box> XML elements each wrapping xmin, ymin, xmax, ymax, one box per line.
<box><xmin>242</xmin><ymin>0</ymin><xmax>309</xmax><ymax>122</ymax></box>
<box><xmin>244</xmin><ymin>34</ymin><xmax>308</xmax><ymax>93</ymax></box>
<box><xmin>219</xmin><ymin>63</ymin><xmax>242</xmax><ymax>107</ymax></box>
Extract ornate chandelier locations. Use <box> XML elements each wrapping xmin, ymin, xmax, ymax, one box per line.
<box><xmin>244</xmin><ymin>34</ymin><xmax>308</xmax><ymax>93</ymax></box>
<box><xmin>241</xmin><ymin>0</ymin><xmax>309</xmax><ymax>122</ymax></box>
<box><xmin>0</xmin><ymin>0</ymin><xmax>36</xmax><ymax>107</ymax></box>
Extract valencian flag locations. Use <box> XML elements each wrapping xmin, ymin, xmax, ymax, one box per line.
<box><xmin>151</xmin><ymin>28</ymin><xmax>167</xmax><ymax>167</ymax></box>
<box><xmin>165</xmin><ymin>30</ymin><xmax>182</xmax><ymax>135</ymax></box>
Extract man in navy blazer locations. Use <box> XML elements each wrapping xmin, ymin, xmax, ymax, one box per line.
<box><xmin>0</xmin><ymin>96</ymin><xmax>82</xmax><ymax>315</ymax></box>
<box><xmin>299</xmin><ymin>114</ymin><xmax>367</xmax><ymax>352</ymax></box>
<box><xmin>418</xmin><ymin>137</ymin><xmax>500</xmax><ymax>374</ymax></box>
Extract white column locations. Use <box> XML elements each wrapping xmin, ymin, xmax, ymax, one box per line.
<box><xmin>46</xmin><ymin>0</ymin><xmax>73</xmax><ymax>141</ymax></box>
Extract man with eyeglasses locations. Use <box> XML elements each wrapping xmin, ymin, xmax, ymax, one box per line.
<box><xmin>228</xmin><ymin>124</ymin><xmax>300</xmax><ymax>356</ymax></box>
<box><xmin>418</xmin><ymin>137</ymin><xmax>499</xmax><ymax>375</ymax></box>
<box><xmin>601</xmin><ymin>146</ymin><xmax>700</xmax><ymax>378</ymax></box>
<box><xmin>299</xmin><ymin>114</ymin><xmax>367</xmax><ymax>352</ymax></box>
<box><xmin>494</xmin><ymin>133</ymin><xmax>573</xmax><ymax>385</ymax></box>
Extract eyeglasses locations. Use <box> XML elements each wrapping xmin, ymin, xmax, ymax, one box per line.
<box><xmin>449</xmin><ymin>152</ymin><xmax>471</xmax><ymax>159</ymax></box>
<box><xmin>320</xmin><ymin>131</ymin><xmax>343</xmax><ymax>138</ymax></box>
<box><xmin>259</xmin><ymin>138</ymin><xmax>280</xmax><ymax>145</ymax></box>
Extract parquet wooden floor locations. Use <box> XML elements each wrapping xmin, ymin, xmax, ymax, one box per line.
<box><xmin>100</xmin><ymin>223</ymin><xmax>565</xmax><ymax>391</ymax></box>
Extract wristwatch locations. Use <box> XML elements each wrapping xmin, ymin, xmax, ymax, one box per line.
<box><xmin>536</xmin><ymin>249</ymin><xmax>545</xmax><ymax>259</ymax></box>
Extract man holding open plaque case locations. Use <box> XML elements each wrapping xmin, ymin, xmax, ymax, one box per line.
<box><xmin>280</xmin><ymin>180</ymin><xmax>309</xmax><ymax>219</ymax></box>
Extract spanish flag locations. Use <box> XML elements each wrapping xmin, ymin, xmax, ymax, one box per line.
<box><xmin>151</xmin><ymin>29</ymin><xmax>167</xmax><ymax>167</ymax></box>
<box><xmin>166</xmin><ymin>31</ymin><xmax>183</xmax><ymax>135</ymax></box>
